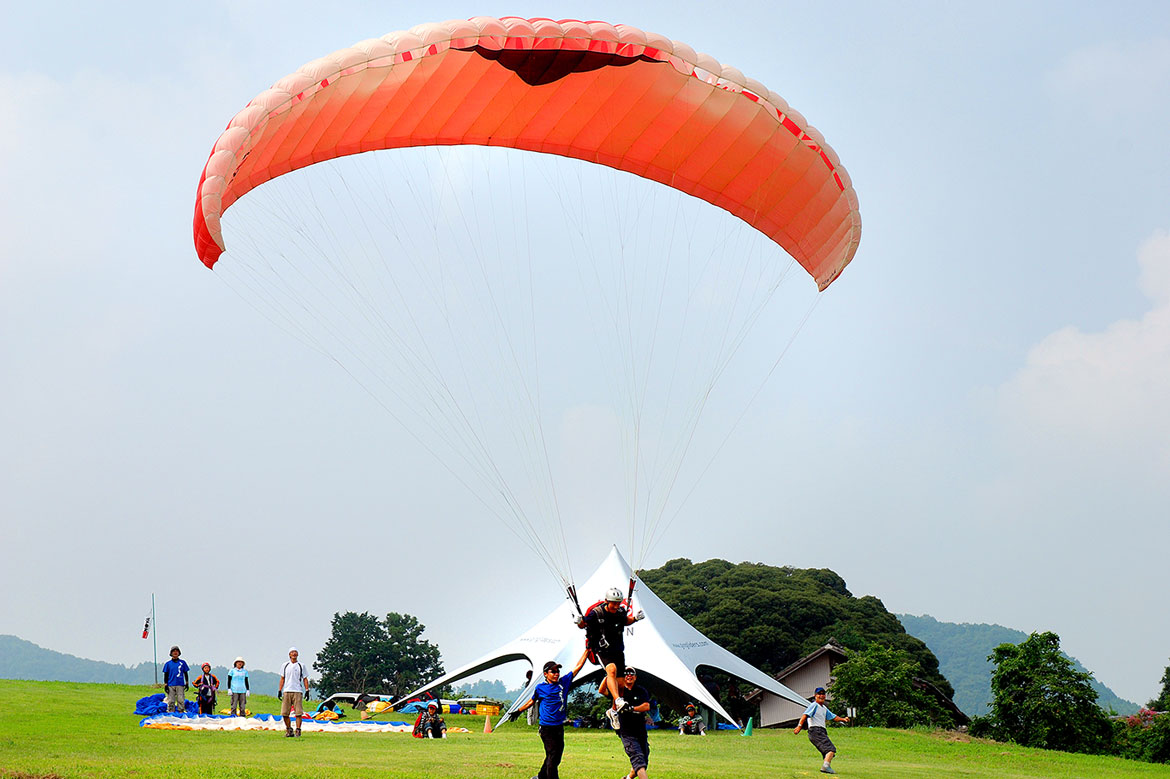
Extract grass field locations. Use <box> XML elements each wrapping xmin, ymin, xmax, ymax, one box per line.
<box><xmin>1</xmin><ymin>679</ymin><xmax>1168</xmax><ymax>778</ymax></box>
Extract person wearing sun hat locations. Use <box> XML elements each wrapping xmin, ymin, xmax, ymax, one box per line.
<box><xmin>227</xmin><ymin>656</ymin><xmax>249</xmax><ymax>717</ymax></box>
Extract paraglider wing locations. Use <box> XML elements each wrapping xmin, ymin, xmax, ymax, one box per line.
<box><xmin>193</xmin><ymin>16</ymin><xmax>861</xmax><ymax>289</ymax></box>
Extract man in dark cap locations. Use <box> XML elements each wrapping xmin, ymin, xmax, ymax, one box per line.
<box><xmin>794</xmin><ymin>687</ymin><xmax>850</xmax><ymax>774</ymax></box>
<box><xmin>611</xmin><ymin>666</ymin><xmax>653</xmax><ymax>779</ymax></box>
<box><xmin>513</xmin><ymin>649</ymin><xmax>588</xmax><ymax>779</ymax></box>
<box><xmin>161</xmin><ymin>645</ymin><xmax>189</xmax><ymax>713</ymax></box>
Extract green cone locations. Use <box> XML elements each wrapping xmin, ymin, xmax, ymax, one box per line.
<box><xmin>741</xmin><ymin>716</ymin><xmax>754</xmax><ymax>736</ymax></box>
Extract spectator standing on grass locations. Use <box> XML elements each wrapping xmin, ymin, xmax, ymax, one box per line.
<box><xmin>279</xmin><ymin>647</ymin><xmax>311</xmax><ymax>737</ymax></box>
<box><xmin>512</xmin><ymin>649</ymin><xmax>589</xmax><ymax>779</ymax></box>
<box><xmin>227</xmin><ymin>657</ymin><xmax>249</xmax><ymax>716</ymax></box>
<box><xmin>161</xmin><ymin>645</ymin><xmax>190</xmax><ymax>713</ymax></box>
<box><xmin>793</xmin><ymin>687</ymin><xmax>850</xmax><ymax>775</ymax></box>
<box><xmin>192</xmin><ymin>662</ymin><xmax>220</xmax><ymax>715</ymax></box>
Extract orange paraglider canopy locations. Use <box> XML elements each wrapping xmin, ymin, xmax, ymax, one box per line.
<box><xmin>193</xmin><ymin>17</ymin><xmax>860</xmax><ymax>289</ymax></box>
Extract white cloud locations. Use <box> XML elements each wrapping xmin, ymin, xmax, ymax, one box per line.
<box><xmin>999</xmin><ymin>228</ymin><xmax>1170</xmax><ymax>475</ymax></box>
<box><xmin>1138</xmin><ymin>228</ymin><xmax>1170</xmax><ymax>304</ymax></box>
<box><xmin>1046</xmin><ymin>37</ymin><xmax>1170</xmax><ymax>118</ymax></box>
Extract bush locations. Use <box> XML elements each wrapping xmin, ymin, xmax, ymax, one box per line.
<box><xmin>830</xmin><ymin>644</ymin><xmax>954</xmax><ymax>729</ymax></box>
<box><xmin>1112</xmin><ymin>710</ymin><xmax>1170</xmax><ymax>764</ymax></box>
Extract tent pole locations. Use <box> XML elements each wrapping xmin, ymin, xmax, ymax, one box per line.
<box><xmin>152</xmin><ymin>593</ymin><xmax>157</xmax><ymax>686</ymax></box>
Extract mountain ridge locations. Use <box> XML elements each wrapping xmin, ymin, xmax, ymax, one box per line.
<box><xmin>897</xmin><ymin>614</ymin><xmax>1139</xmax><ymax>717</ymax></box>
<box><xmin>0</xmin><ymin>634</ymin><xmax>281</xmax><ymax>694</ymax></box>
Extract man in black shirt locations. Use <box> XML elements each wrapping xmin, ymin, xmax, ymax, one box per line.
<box><xmin>577</xmin><ymin>586</ymin><xmax>644</xmax><ymax>728</ymax></box>
<box><xmin>611</xmin><ymin>667</ymin><xmax>652</xmax><ymax>779</ymax></box>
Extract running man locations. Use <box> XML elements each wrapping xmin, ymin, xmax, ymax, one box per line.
<box><xmin>793</xmin><ymin>687</ymin><xmax>850</xmax><ymax>774</ymax></box>
<box><xmin>576</xmin><ymin>587</ymin><xmax>643</xmax><ymax>727</ymax></box>
<box><xmin>512</xmin><ymin>649</ymin><xmax>588</xmax><ymax>779</ymax></box>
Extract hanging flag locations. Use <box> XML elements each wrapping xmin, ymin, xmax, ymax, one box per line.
<box><xmin>142</xmin><ymin>614</ymin><xmax>151</xmax><ymax>639</ymax></box>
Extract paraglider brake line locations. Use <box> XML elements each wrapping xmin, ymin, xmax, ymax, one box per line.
<box><xmin>567</xmin><ymin>583</ymin><xmax>584</xmax><ymax>619</ymax></box>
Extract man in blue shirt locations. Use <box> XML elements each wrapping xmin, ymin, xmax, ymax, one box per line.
<box><xmin>793</xmin><ymin>687</ymin><xmax>850</xmax><ymax>774</ymax></box>
<box><xmin>513</xmin><ymin>649</ymin><xmax>588</xmax><ymax>779</ymax></box>
<box><xmin>161</xmin><ymin>645</ymin><xmax>190</xmax><ymax>713</ymax></box>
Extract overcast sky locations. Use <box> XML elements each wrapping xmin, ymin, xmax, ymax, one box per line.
<box><xmin>2</xmin><ymin>1</ymin><xmax>1168</xmax><ymax>705</ymax></box>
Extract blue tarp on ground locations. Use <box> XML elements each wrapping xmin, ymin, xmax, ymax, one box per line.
<box><xmin>137</xmin><ymin>711</ymin><xmax>417</xmax><ymax>727</ymax></box>
<box><xmin>135</xmin><ymin>693</ymin><xmax>198</xmax><ymax>716</ymax></box>
<box><xmin>399</xmin><ymin>701</ymin><xmax>463</xmax><ymax>714</ymax></box>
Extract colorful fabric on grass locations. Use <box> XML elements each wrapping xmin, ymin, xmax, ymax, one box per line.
<box><xmin>139</xmin><ymin>713</ymin><xmax>414</xmax><ymax>733</ymax></box>
<box><xmin>135</xmin><ymin>693</ymin><xmax>197</xmax><ymax>716</ymax></box>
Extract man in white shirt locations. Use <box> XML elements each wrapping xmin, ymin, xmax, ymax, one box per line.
<box><xmin>278</xmin><ymin>647</ymin><xmax>311</xmax><ymax>737</ymax></box>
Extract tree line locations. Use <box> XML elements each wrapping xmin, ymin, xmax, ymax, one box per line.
<box><xmin>638</xmin><ymin>557</ymin><xmax>953</xmax><ymax>694</ymax></box>
<box><xmin>827</xmin><ymin>631</ymin><xmax>1170</xmax><ymax>764</ymax></box>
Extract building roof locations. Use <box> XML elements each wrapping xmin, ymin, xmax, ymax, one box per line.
<box><xmin>912</xmin><ymin>677</ymin><xmax>970</xmax><ymax>726</ymax></box>
<box><xmin>743</xmin><ymin>641</ymin><xmax>848</xmax><ymax>704</ymax></box>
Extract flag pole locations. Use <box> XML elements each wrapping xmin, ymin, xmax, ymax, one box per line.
<box><xmin>152</xmin><ymin>593</ymin><xmax>158</xmax><ymax>686</ymax></box>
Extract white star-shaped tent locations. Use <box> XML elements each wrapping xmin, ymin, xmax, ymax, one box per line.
<box><xmin>393</xmin><ymin>547</ymin><xmax>809</xmax><ymax>727</ymax></box>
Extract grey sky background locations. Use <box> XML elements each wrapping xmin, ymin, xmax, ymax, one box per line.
<box><xmin>2</xmin><ymin>2</ymin><xmax>1168</xmax><ymax>703</ymax></box>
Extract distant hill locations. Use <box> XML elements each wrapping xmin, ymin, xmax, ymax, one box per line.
<box><xmin>0</xmin><ymin>635</ymin><xmax>281</xmax><ymax>695</ymax></box>
<box><xmin>896</xmin><ymin>615</ymin><xmax>1139</xmax><ymax>717</ymax></box>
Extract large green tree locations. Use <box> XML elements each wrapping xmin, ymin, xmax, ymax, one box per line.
<box><xmin>638</xmin><ymin>557</ymin><xmax>951</xmax><ymax>695</ymax></box>
<box><xmin>830</xmin><ymin>644</ymin><xmax>955</xmax><ymax>729</ymax></box>
<box><xmin>313</xmin><ymin>611</ymin><xmax>444</xmax><ymax>699</ymax></box>
<box><xmin>971</xmin><ymin>631</ymin><xmax>1112</xmax><ymax>754</ymax></box>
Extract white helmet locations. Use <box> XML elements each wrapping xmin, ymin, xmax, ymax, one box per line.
<box><xmin>604</xmin><ymin>587</ymin><xmax>623</xmax><ymax>602</ymax></box>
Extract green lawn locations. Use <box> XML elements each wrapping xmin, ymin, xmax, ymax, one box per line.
<box><xmin>1</xmin><ymin>679</ymin><xmax>1167</xmax><ymax>778</ymax></box>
